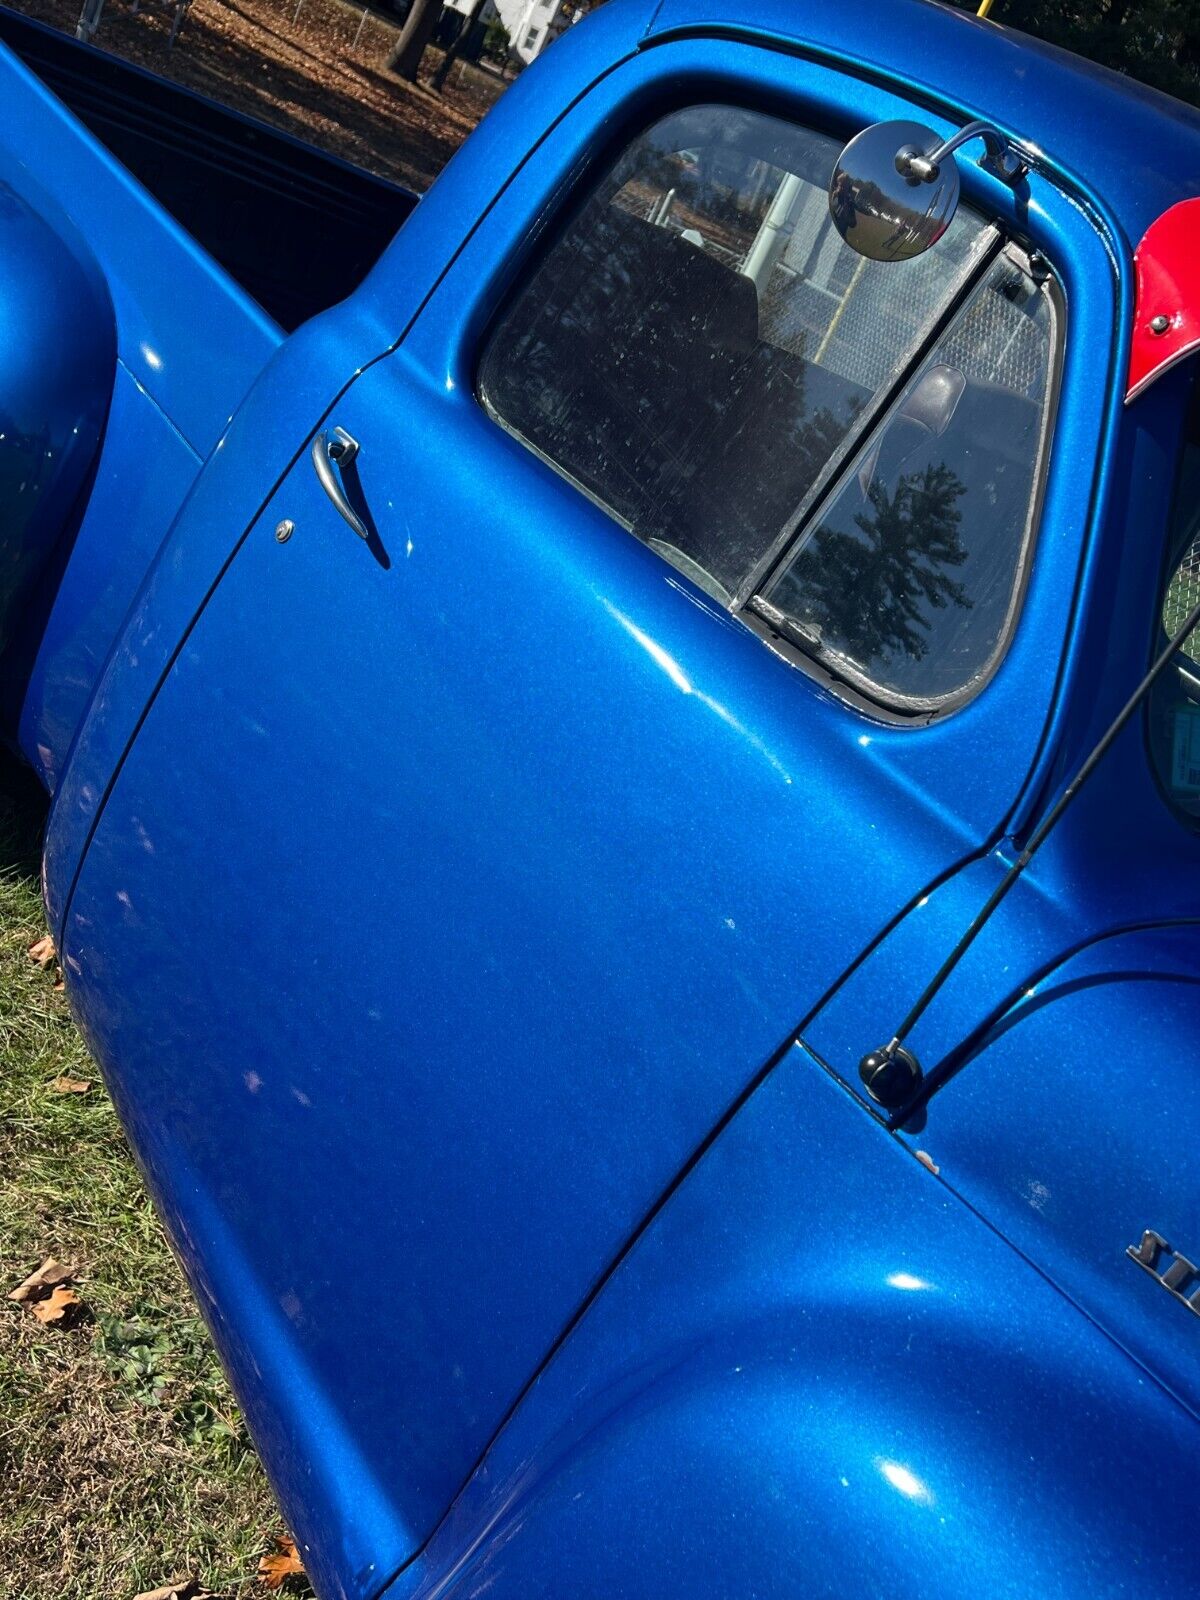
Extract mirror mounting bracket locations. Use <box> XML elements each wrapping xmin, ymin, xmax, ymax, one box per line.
<box><xmin>896</xmin><ymin>120</ymin><xmax>1030</xmax><ymax>188</ymax></box>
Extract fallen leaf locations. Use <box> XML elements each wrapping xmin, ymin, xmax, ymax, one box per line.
<box><xmin>51</xmin><ymin>1076</ymin><xmax>92</xmax><ymax>1095</ymax></box>
<box><xmin>259</xmin><ymin>1537</ymin><xmax>305</xmax><ymax>1591</ymax></box>
<box><xmin>10</xmin><ymin>1260</ymin><xmax>85</xmax><ymax>1327</ymax></box>
<box><xmin>28</xmin><ymin>933</ymin><xmax>56</xmax><ymax>968</ymax></box>
<box><xmin>9</xmin><ymin>1257</ymin><xmax>73</xmax><ymax>1302</ymax></box>
<box><xmin>133</xmin><ymin>1578</ymin><xmax>207</xmax><ymax>1600</ymax></box>
<box><xmin>29</xmin><ymin>1284</ymin><xmax>82</xmax><ymax>1324</ymax></box>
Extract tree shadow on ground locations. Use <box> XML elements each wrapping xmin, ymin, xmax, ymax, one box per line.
<box><xmin>0</xmin><ymin>750</ymin><xmax>46</xmax><ymax>886</ymax></box>
<box><xmin>13</xmin><ymin>0</ymin><xmax>485</xmax><ymax>190</ymax></box>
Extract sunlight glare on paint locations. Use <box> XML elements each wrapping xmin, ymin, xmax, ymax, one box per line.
<box><xmin>607</xmin><ymin>608</ymin><xmax>694</xmax><ymax>694</ymax></box>
<box><xmin>877</xmin><ymin>1459</ymin><xmax>933</xmax><ymax>1504</ymax></box>
<box><xmin>886</xmin><ymin>1272</ymin><xmax>932</xmax><ymax>1292</ymax></box>
<box><xmin>601</xmin><ymin>601</ymin><xmax>794</xmax><ymax>782</ymax></box>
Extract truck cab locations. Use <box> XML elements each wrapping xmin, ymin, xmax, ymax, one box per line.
<box><xmin>4</xmin><ymin>0</ymin><xmax>1200</xmax><ymax>1593</ymax></box>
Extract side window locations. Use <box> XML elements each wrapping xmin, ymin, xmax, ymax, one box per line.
<box><xmin>479</xmin><ymin>103</ymin><xmax>1057</xmax><ymax>714</ymax></box>
<box><xmin>759</xmin><ymin>253</ymin><xmax>1056</xmax><ymax>707</ymax></box>
<box><xmin>1149</xmin><ymin>381</ymin><xmax>1200</xmax><ymax>821</ymax></box>
<box><xmin>480</xmin><ymin>105</ymin><xmax>988</xmax><ymax>605</ymax></box>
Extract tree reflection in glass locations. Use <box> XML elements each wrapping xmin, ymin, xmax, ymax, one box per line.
<box><xmin>777</xmin><ymin>461</ymin><xmax>971</xmax><ymax>666</ymax></box>
<box><xmin>766</xmin><ymin>255</ymin><xmax>1053</xmax><ymax>706</ymax></box>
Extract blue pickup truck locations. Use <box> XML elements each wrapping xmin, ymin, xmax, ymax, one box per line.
<box><xmin>5</xmin><ymin>0</ymin><xmax>1200</xmax><ymax>1593</ymax></box>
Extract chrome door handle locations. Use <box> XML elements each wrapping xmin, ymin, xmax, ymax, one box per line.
<box><xmin>311</xmin><ymin>426</ymin><xmax>369</xmax><ymax>540</ymax></box>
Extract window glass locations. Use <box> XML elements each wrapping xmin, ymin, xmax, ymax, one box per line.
<box><xmin>479</xmin><ymin>104</ymin><xmax>988</xmax><ymax>605</ymax></box>
<box><xmin>762</xmin><ymin>254</ymin><xmax>1055</xmax><ymax>706</ymax></box>
<box><xmin>1149</xmin><ymin>380</ymin><xmax>1200</xmax><ymax>821</ymax></box>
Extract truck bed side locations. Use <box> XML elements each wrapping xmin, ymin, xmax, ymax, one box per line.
<box><xmin>0</xmin><ymin>6</ymin><xmax>418</xmax><ymax>332</ymax></box>
<box><xmin>0</xmin><ymin>28</ymin><xmax>284</xmax><ymax>787</ymax></box>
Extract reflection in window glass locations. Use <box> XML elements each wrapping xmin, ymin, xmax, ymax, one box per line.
<box><xmin>765</xmin><ymin>256</ymin><xmax>1054</xmax><ymax>706</ymax></box>
<box><xmin>1149</xmin><ymin>380</ymin><xmax>1200</xmax><ymax>822</ymax></box>
<box><xmin>480</xmin><ymin>104</ymin><xmax>987</xmax><ymax>604</ymax></box>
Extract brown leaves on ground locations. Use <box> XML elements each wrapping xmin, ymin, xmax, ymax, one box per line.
<box><xmin>258</xmin><ymin>1536</ymin><xmax>305</xmax><ymax>1591</ymax></box>
<box><xmin>30</xmin><ymin>1284</ymin><xmax>83</xmax><ymax>1325</ymax></box>
<box><xmin>51</xmin><ymin>1076</ymin><xmax>93</xmax><ymax>1095</ymax></box>
<box><xmin>128</xmin><ymin>1533</ymin><xmax>305</xmax><ymax>1600</ymax></box>
<box><xmin>134</xmin><ymin>1578</ymin><xmax>212</xmax><ymax>1600</ymax></box>
<box><xmin>10</xmin><ymin>1257</ymin><xmax>73</xmax><ymax>1301</ymax></box>
<box><xmin>12</xmin><ymin>0</ymin><xmax>498</xmax><ymax>194</ymax></box>
<box><xmin>28</xmin><ymin>929</ymin><xmax>66</xmax><ymax>990</ymax></box>
<box><xmin>10</xmin><ymin>1257</ymin><xmax>86</xmax><ymax>1326</ymax></box>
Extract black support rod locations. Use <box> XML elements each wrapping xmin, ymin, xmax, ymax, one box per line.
<box><xmin>859</xmin><ymin>593</ymin><xmax>1200</xmax><ymax>1108</ymax></box>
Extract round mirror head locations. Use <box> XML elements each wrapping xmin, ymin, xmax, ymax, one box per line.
<box><xmin>828</xmin><ymin>120</ymin><xmax>960</xmax><ymax>262</ymax></box>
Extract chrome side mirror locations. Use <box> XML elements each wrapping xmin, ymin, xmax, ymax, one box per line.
<box><xmin>829</xmin><ymin>119</ymin><xmax>1030</xmax><ymax>262</ymax></box>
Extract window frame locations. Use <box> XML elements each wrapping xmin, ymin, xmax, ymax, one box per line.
<box><xmin>1146</xmin><ymin>370</ymin><xmax>1200</xmax><ymax>829</ymax></box>
<box><xmin>728</xmin><ymin>224</ymin><xmax>1004</xmax><ymax>613</ymax></box>
<box><xmin>745</xmin><ymin>241</ymin><xmax>1066</xmax><ymax>718</ymax></box>
<box><xmin>473</xmin><ymin>95</ymin><xmax>1068</xmax><ymax>724</ymax></box>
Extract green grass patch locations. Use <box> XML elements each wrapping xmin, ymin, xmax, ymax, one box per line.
<box><xmin>0</xmin><ymin>753</ymin><xmax>300</xmax><ymax>1599</ymax></box>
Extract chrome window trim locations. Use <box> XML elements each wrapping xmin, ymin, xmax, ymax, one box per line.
<box><xmin>473</xmin><ymin>92</ymin><xmax>1064</xmax><ymax>726</ymax></box>
<box><xmin>728</xmin><ymin>222</ymin><xmax>1003</xmax><ymax>612</ymax></box>
<box><xmin>1145</xmin><ymin>372</ymin><xmax>1200</xmax><ymax>829</ymax></box>
<box><xmin>745</xmin><ymin>241</ymin><xmax>1066</xmax><ymax>719</ymax></box>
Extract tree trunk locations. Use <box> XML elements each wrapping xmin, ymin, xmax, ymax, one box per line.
<box><xmin>432</xmin><ymin>0</ymin><xmax>488</xmax><ymax>89</ymax></box>
<box><xmin>387</xmin><ymin>0</ymin><xmax>442</xmax><ymax>81</ymax></box>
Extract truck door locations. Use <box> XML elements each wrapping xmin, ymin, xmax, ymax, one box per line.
<box><xmin>58</xmin><ymin>41</ymin><xmax>1108</xmax><ymax>1600</ymax></box>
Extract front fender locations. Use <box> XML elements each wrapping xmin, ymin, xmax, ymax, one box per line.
<box><xmin>383</xmin><ymin>1049</ymin><xmax>1200</xmax><ymax>1600</ymax></box>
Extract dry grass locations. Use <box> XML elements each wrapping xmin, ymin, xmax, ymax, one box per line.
<box><xmin>0</xmin><ymin>753</ymin><xmax>299</xmax><ymax>1600</ymax></box>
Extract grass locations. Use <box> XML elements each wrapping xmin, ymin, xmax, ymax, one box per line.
<box><xmin>0</xmin><ymin>752</ymin><xmax>300</xmax><ymax>1600</ymax></box>
<box><xmin>0</xmin><ymin>0</ymin><xmax>488</xmax><ymax>1588</ymax></box>
<box><xmin>0</xmin><ymin>3</ymin><xmax>484</xmax><ymax>1586</ymax></box>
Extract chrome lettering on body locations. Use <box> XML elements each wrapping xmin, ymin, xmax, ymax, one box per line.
<box><xmin>1127</xmin><ymin>1230</ymin><xmax>1200</xmax><ymax>1318</ymax></box>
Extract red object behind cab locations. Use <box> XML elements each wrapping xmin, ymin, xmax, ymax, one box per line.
<box><xmin>1127</xmin><ymin>199</ymin><xmax>1200</xmax><ymax>403</ymax></box>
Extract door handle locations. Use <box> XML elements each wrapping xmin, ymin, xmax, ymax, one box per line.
<box><xmin>311</xmin><ymin>426</ymin><xmax>369</xmax><ymax>540</ymax></box>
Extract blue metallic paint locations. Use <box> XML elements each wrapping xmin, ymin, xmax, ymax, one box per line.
<box><xmin>897</xmin><ymin>924</ymin><xmax>1200</xmax><ymax>1426</ymax></box>
<box><xmin>379</xmin><ymin>1053</ymin><xmax>1200</xmax><ymax>1600</ymax></box>
<box><xmin>0</xmin><ymin>36</ymin><xmax>281</xmax><ymax>787</ymax></box>
<box><xmin>399</xmin><ymin>34</ymin><xmax>1118</xmax><ymax>845</ymax></box>
<box><xmin>0</xmin><ymin>40</ymin><xmax>280</xmax><ymax>456</ymax></box>
<box><xmin>12</xmin><ymin>366</ymin><xmax>200</xmax><ymax>793</ymax></box>
<box><xmin>802</xmin><ymin>371</ymin><xmax>1200</xmax><ymax>1097</ymax></box>
<box><xmin>62</xmin><ymin>344</ymin><xmax>994</xmax><ymax>1594</ymax></box>
<box><xmin>40</xmin><ymin>303</ymin><xmax>400</xmax><ymax>911</ymax></box>
<box><xmin>645</xmin><ymin>0</ymin><xmax>1200</xmax><ymax>244</ymax></box>
<box><xmin>0</xmin><ymin>175</ymin><xmax>113</xmax><ymax>664</ymax></box>
<box><xmin>15</xmin><ymin>0</ymin><xmax>1200</xmax><ymax>1596</ymax></box>
<box><xmin>47</xmin><ymin>24</ymin><xmax>1128</xmax><ymax>1583</ymax></box>
<box><xmin>40</xmin><ymin>0</ymin><xmax>659</xmax><ymax>923</ymax></box>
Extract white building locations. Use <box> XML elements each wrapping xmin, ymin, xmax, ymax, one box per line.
<box><xmin>442</xmin><ymin>0</ymin><xmax>571</xmax><ymax>64</ymax></box>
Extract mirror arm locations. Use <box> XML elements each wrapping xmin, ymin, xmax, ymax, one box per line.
<box><xmin>896</xmin><ymin>120</ymin><xmax>1030</xmax><ymax>188</ymax></box>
